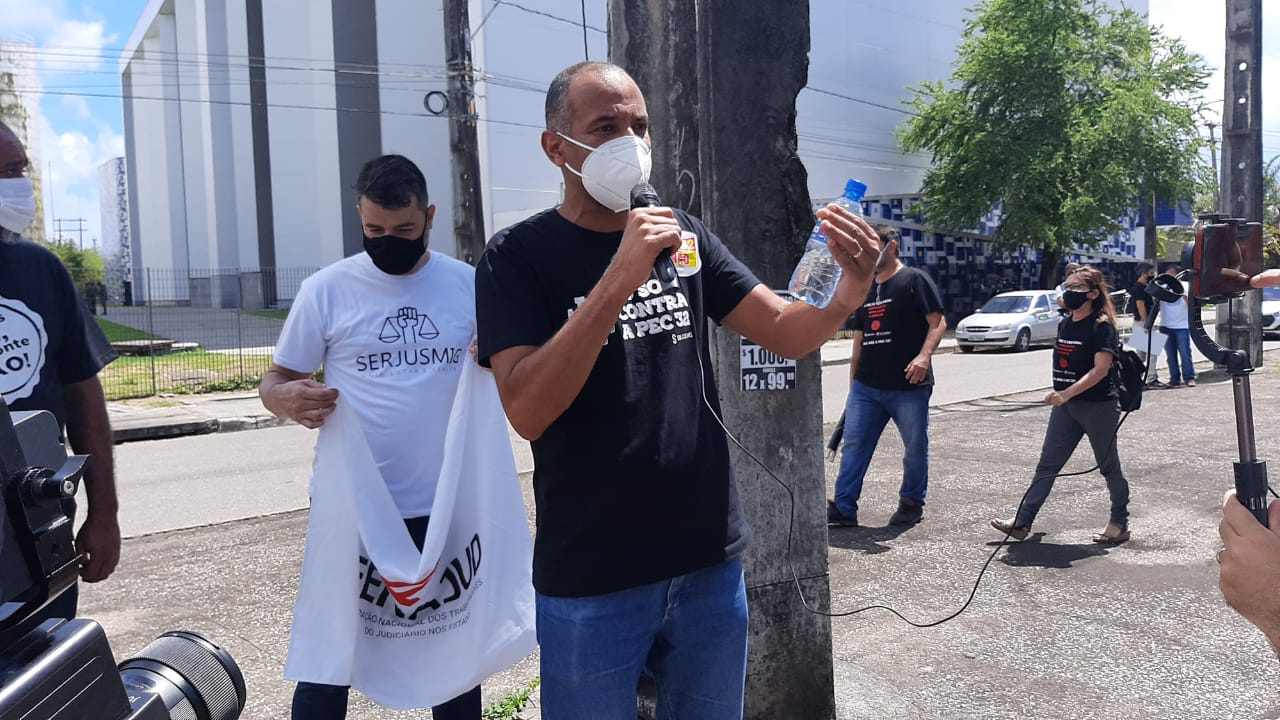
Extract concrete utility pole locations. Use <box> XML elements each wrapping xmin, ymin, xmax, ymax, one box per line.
<box><xmin>1144</xmin><ymin>191</ymin><xmax>1158</xmax><ymax>262</ymax></box>
<box><xmin>1219</xmin><ymin>0</ymin><xmax>1263</xmax><ymax>367</ymax></box>
<box><xmin>1207</xmin><ymin>121</ymin><xmax>1220</xmax><ymax>193</ymax></box>
<box><xmin>610</xmin><ymin>2</ymin><xmax>836</xmax><ymax>719</ymax></box>
<box><xmin>443</xmin><ymin>0</ymin><xmax>486</xmax><ymax>264</ymax></box>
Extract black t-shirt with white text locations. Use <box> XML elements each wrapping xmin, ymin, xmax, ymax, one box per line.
<box><xmin>850</xmin><ymin>266</ymin><xmax>944</xmax><ymax>391</ymax></box>
<box><xmin>1053</xmin><ymin>314</ymin><xmax>1119</xmax><ymax>402</ymax></box>
<box><xmin>0</xmin><ymin>239</ymin><xmax>116</xmax><ymax>430</ymax></box>
<box><xmin>475</xmin><ymin>208</ymin><xmax>760</xmax><ymax>598</ymax></box>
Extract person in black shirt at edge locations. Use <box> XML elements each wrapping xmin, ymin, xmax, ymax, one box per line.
<box><xmin>474</xmin><ymin>61</ymin><xmax>881</xmax><ymax>720</ymax></box>
<box><xmin>991</xmin><ymin>265</ymin><xmax>1132</xmax><ymax>545</ymax></box>
<box><xmin>0</xmin><ymin>120</ymin><xmax>121</xmax><ymax>622</ymax></box>
<box><xmin>1127</xmin><ymin>261</ymin><xmax>1165</xmax><ymax>388</ymax></box>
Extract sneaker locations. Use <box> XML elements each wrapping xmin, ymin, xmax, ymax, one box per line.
<box><xmin>1145</xmin><ymin>380</ymin><xmax>1167</xmax><ymax>389</ymax></box>
<box><xmin>1186</xmin><ymin>379</ymin><xmax>1196</xmax><ymax>388</ymax></box>
<box><xmin>1167</xmin><ymin>382</ymin><xmax>1184</xmax><ymax>389</ymax></box>
<box><xmin>826</xmin><ymin>500</ymin><xmax>858</xmax><ymax>527</ymax></box>
<box><xmin>888</xmin><ymin>498</ymin><xmax>924</xmax><ymax>526</ymax></box>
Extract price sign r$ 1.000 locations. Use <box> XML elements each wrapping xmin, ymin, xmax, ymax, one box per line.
<box><xmin>739</xmin><ymin>338</ymin><xmax>797</xmax><ymax>392</ymax></box>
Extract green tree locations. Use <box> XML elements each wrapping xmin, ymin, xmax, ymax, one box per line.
<box><xmin>1263</xmin><ymin>156</ymin><xmax>1280</xmax><ymax>267</ymax></box>
<box><xmin>899</xmin><ymin>0</ymin><xmax>1210</xmax><ymax>286</ymax></box>
<box><xmin>47</xmin><ymin>239</ymin><xmax>105</xmax><ymax>290</ymax></box>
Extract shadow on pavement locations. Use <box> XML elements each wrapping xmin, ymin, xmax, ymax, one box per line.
<box><xmin>991</xmin><ymin>533</ymin><xmax>1110</xmax><ymax>568</ymax></box>
<box><xmin>827</xmin><ymin>523</ymin><xmax>915</xmax><ymax>555</ymax></box>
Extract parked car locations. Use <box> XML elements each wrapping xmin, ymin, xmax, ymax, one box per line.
<box><xmin>1262</xmin><ymin>286</ymin><xmax>1280</xmax><ymax>338</ymax></box>
<box><xmin>955</xmin><ymin>290</ymin><xmax>1061</xmax><ymax>352</ymax></box>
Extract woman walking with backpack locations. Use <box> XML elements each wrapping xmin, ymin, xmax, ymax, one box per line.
<box><xmin>990</xmin><ymin>265</ymin><xmax>1132</xmax><ymax>545</ymax></box>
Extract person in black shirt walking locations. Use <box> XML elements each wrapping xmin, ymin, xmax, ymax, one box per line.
<box><xmin>991</xmin><ymin>266</ymin><xmax>1132</xmax><ymax>545</ymax></box>
<box><xmin>827</xmin><ymin>226</ymin><xmax>946</xmax><ymax>527</ymax></box>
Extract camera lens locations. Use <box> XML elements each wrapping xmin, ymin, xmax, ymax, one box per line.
<box><xmin>118</xmin><ymin>631</ymin><xmax>246</xmax><ymax>720</ymax></box>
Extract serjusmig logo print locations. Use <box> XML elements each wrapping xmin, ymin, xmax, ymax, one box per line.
<box><xmin>379</xmin><ymin>307</ymin><xmax>439</xmax><ymax>344</ymax></box>
<box><xmin>0</xmin><ymin>296</ymin><xmax>47</xmax><ymax>403</ymax></box>
<box><xmin>356</xmin><ymin>306</ymin><xmax>464</xmax><ymax>373</ymax></box>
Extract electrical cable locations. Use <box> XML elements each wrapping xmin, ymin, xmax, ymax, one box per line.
<box><xmin>685</xmin><ymin>268</ymin><xmax>1145</xmax><ymax>627</ymax></box>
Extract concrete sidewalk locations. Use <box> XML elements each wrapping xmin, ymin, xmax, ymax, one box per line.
<box><xmin>79</xmin><ymin>358</ymin><xmax>1280</xmax><ymax>719</ymax></box>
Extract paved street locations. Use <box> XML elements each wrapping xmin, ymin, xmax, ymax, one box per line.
<box><xmin>105</xmin><ymin>306</ymin><xmax>286</xmax><ymax>352</ymax></box>
<box><xmin>822</xmin><ymin>337</ymin><xmax>1280</xmax><ymax>420</ymax></box>
<box><xmin>66</xmin><ymin>348</ymin><xmax>1280</xmax><ymax>719</ymax></box>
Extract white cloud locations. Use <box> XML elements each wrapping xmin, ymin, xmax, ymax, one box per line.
<box><xmin>0</xmin><ymin>0</ymin><xmax>66</xmax><ymax>41</ymax></box>
<box><xmin>0</xmin><ymin>1</ymin><xmax>124</xmax><ymax>254</ymax></box>
<box><xmin>1149</xmin><ymin>0</ymin><xmax>1280</xmax><ymax>157</ymax></box>
<box><xmin>59</xmin><ymin>93</ymin><xmax>92</xmax><ymax>120</ymax></box>
<box><xmin>38</xmin><ymin>112</ymin><xmax>124</xmax><ymax>253</ymax></box>
<box><xmin>41</xmin><ymin>19</ymin><xmax>116</xmax><ymax>75</ymax></box>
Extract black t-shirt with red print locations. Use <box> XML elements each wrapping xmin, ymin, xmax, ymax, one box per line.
<box><xmin>1052</xmin><ymin>314</ymin><xmax>1119</xmax><ymax>402</ymax></box>
<box><xmin>849</xmin><ymin>266</ymin><xmax>945</xmax><ymax>391</ymax></box>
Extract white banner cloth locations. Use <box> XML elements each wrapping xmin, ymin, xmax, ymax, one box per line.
<box><xmin>284</xmin><ymin>361</ymin><xmax>536</xmax><ymax>709</ymax></box>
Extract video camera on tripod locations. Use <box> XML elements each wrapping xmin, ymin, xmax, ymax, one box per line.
<box><xmin>0</xmin><ymin>402</ymin><xmax>246</xmax><ymax>720</ymax></box>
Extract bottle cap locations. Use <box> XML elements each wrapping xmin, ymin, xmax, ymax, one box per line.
<box><xmin>844</xmin><ymin>179</ymin><xmax>867</xmax><ymax>201</ymax></box>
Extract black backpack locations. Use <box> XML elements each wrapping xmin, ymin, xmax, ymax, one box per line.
<box><xmin>1112</xmin><ymin>345</ymin><xmax>1146</xmax><ymax>412</ymax></box>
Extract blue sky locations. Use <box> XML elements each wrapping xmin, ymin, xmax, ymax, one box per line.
<box><xmin>2</xmin><ymin>0</ymin><xmax>1276</xmax><ymax>255</ymax></box>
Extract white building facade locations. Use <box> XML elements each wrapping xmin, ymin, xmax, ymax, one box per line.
<box><xmin>98</xmin><ymin>157</ymin><xmax>132</xmax><ymax>303</ymax></box>
<box><xmin>120</xmin><ymin>0</ymin><xmax>1146</xmax><ymax>307</ymax></box>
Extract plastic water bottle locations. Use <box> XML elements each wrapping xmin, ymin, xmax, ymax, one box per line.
<box><xmin>788</xmin><ymin>178</ymin><xmax>868</xmax><ymax>308</ymax></box>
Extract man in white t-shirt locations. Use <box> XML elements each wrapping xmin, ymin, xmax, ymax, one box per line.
<box><xmin>1156</xmin><ymin>263</ymin><xmax>1195</xmax><ymax>388</ymax></box>
<box><xmin>259</xmin><ymin>155</ymin><xmax>481</xmax><ymax>720</ymax></box>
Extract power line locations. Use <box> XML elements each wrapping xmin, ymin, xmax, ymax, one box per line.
<box><xmin>803</xmin><ymin>86</ymin><xmax>917</xmax><ymax>116</ymax></box>
<box><xmin>25</xmin><ymin>88</ymin><xmax>546</xmax><ymax>130</ymax></box>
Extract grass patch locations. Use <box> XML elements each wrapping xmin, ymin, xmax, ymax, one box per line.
<box><xmin>482</xmin><ymin>678</ymin><xmax>540</xmax><ymax>720</ymax></box>
<box><xmin>244</xmin><ymin>309</ymin><xmax>289</xmax><ymax>320</ymax></box>
<box><xmin>95</xmin><ymin>318</ymin><xmax>161</xmax><ymax>343</ymax></box>
<box><xmin>99</xmin><ymin>349</ymin><xmax>272</xmax><ymax>400</ymax></box>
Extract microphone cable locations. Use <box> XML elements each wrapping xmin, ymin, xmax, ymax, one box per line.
<box><xmin>686</xmin><ymin>281</ymin><xmax>1148</xmax><ymax>626</ymax></box>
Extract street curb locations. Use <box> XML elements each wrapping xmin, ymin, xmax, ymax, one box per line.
<box><xmin>820</xmin><ymin>344</ymin><xmax>954</xmax><ymax>367</ymax></box>
<box><xmin>112</xmin><ymin>415</ymin><xmax>290</xmax><ymax>444</ymax></box>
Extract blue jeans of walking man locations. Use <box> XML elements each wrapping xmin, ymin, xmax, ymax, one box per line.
<box><xmin>1163</xmin><ymin>327</ymin><xmax>1195</xmax><ymax>385</ymax></box>
<box><xmin>833</xmin><ymin>380</ymin><xmax>932</xmax><ymax>522</ymax></box>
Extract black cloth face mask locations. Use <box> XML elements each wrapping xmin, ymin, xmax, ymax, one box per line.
<box><xmin>1061</xmin><ymin>289</ymin><xmax>1091</xmax><ymax>311</ymax></box>
<box><xmin>364</xmin><ymin>232</ymin><xmax>426</xmax><ymax>275</ymax></box>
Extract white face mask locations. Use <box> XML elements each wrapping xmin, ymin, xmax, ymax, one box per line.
<box><xmin>0</xmin><ymin>177</ymin><xmax>36</xmax><ymax>234</ymax></box>
<box><xmin>558</xmin><ymin>133</ymin><xmax>652</xmax><ymax>213</ymax></box>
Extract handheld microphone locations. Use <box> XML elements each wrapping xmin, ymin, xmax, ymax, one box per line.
<box><xmin>630</xmin><ymin>183</ymin><xmax>676</xmax><ymax>283</ymax></box>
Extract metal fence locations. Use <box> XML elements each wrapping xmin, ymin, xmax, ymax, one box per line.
<box><xmin>94</xmin><ymin>267</ymin><xmax>317</xmax><ymax>400</ymax></box>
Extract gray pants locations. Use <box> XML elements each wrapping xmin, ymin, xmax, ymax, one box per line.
<box><xmin>1015</xmin><ymin>399</ymin><xmax>1130</xmax><ymax>529</ymax></box>
<box><xmin>1134</xmin><ymin>347</ymin><xmax>1161</xmax><ymax>383</ymax></box>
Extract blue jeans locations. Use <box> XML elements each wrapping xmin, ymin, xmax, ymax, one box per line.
<box><xmin>536</xmin><ymin>556</ymin><xmax>748</xmax><ymax>720</ymax></box>
<box><xmin>1162</xmin><ymin>327</ymin><xmax>1195</xmax><ymax>384</ymax></box>
<box><xmin>833</xmin><ymin>380</ymin><xmax>932</xmax><ymax>519</ymax></box>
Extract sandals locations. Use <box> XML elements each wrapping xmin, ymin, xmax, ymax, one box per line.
<box><xmin>1092</xmin><ymin>524</ymin><xmax>1131</xmax><ymax>545</ymax></box>
<box><xmin>990</xmin><ymin>518</ymin><xmax>1030</xmax><ymax>541</ymax></box>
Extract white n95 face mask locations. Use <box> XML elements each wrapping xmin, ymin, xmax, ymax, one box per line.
<box><xmin>558</xmin><ymin>133</ymin><xmax>652</xmax><ymax>213</ymax></box>
<box><xmin>0</xmin><ymin>177</ymin><xmax>36</xmax><ymax>234</ymax></box>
